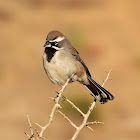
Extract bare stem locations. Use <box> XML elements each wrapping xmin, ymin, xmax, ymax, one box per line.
<box><xmin>34</xmin><ymin>76</ymin><xmax>72</xmax><ymax>138</ymax></box>
<box><xmin>57</xmin><ymin>110</ymin><xmax>78</xmax><ymax>129</ymax></box>
<box><xmin>24</xmin><ymin>115</ymin><xmax>35</xmax><ymax>140</ymax></box>
<box><xmin>71</xmin><ymin>100</ymin><xmax>96</xmax><ymax>140</ymax></box>
<box><xmin>71</xmin><ymin>70</ymin><xmax>112</xmax><ymax>140</ymax></box>
<box><xmin>26</xmin><ymin>70</ymin><xmax>112</xmax><ymax>140</ymax></box>
<box><xmin>102</xmin><ymin>69</ymin><xmax>112</xmax><ymax>87</ymax></box>
<box><xmin>62</xmin><ymin>96</ymin><xmax>85</xmax><ymax>117</ymax></box>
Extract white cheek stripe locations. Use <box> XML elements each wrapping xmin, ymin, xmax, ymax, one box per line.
<box><xmin>52</xmin><ymin>46</ymin><xmax>64</xmax><ymax>50</ymax></box>
<box><xmin>46</xmin><ymin>44</ymin><xmax>51</xmax><ymax>47</ymax></box>
<box><xmin>49</xmin><ymin>36</ymin><xmax>65</xmax><ymax>42</ymax></box>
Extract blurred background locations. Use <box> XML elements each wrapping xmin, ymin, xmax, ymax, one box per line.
<box><xmin>0</xmin><ymin>0</ymin><xmax>140</xmax><ymax>139</ymax></box>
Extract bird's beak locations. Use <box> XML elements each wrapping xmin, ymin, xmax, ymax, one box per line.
<box><xmin>43</xmin><ymin>41</ymin><xmax>51</xmax><ymax>47</ymax></box>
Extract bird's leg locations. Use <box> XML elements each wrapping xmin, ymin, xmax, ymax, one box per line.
<box><xmin>60</xmin><ymin>95</ymin><xmax>67</xmax><ymax>103</ymax></box>
<box><xmin>55</xmin><ymin>74</ymin><xmax>74</xmax><ymax>103</ymax></box>
<box><xmin>55</xmin><ymin>92</ymin><xmax>67</xmax><ymax>103</ymax></box>
<box><xmin>54</xmin><ymin>91</ymin><xmax>59</xmax><ymax>103</ymax></box>
<box><xmin>69</xmin><ymin>73</ymin><xmax>76</xmax><ymax>83</ymax></box>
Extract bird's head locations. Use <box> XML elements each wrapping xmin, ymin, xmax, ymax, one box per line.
<box><xmin>43</xmin><ymin>30</ymin><xmax>66</xmax><ymax>50</ymax></box>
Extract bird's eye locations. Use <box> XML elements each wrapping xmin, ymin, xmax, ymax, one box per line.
<box><xmin>53</xmin><ymin>42</ymin><xmax>58</xmax><ymax>46</ymax></box>
<box><xmin>55</xmin><ymin>42</ymin><xmax>58</xmax><ymax>45</ymax></box>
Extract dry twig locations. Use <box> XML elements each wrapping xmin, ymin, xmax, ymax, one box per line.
<box><xmin>33</xmin><ymin>76</ymin><xmax>72</xmax><ymax>138</ymax></box>
<box><xmin>24</xmin><ymin>115</ymin><xmax>35</xmax><ymax>140</ymax></box>
<box><xmin>57</xmin><ymin>70</ymin><xmax>112</xmax><ymax>140</ymax></box>
<box><xmin>26</xmin><ymin>70</ymin><xmax>112</xmax><ymax>140</ymax></box>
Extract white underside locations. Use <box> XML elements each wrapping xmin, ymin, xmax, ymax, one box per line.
<box><xmin>43</xmin><ymin>50</ymin><xmax>85</xmax><ymax>86</ymax></box>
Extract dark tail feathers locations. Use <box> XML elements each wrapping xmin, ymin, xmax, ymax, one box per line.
<box><xmin>85</xmin><ymin>76</ymin><xmax>114</xmax><ymax>104</ymax></box>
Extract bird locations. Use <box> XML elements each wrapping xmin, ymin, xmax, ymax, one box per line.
<box><xmin>42</xmin><ymin>30</ymin><xmax>114</xmax><ymax>104</ymax></box>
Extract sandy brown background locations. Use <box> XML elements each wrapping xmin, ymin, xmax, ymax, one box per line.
<box><xmin>0</xmin><ymin>0</ymin><xmax>140</xmax><ymax>139</ymax></box>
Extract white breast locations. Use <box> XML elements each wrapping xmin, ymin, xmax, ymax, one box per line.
<box><xmin>43</xmin><ymin>50</ymin><xmax>81</xmax><ymax>86</ymax></box>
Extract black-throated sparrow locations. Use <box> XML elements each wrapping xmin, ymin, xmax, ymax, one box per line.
<box><xmin>43</xmin><ymin>30</ymin><xmax>114</xmax><ymax>104</ymax></box>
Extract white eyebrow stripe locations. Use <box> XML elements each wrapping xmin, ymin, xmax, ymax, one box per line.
<box><xmin>49</xmin><ymin>36</ymin><xmax>65</xmax><ymax>42</ymax></box>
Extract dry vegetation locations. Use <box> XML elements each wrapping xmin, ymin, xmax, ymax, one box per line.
<box><xmin>0</xmin><ymin>0</ymin><xmax>140</xmax><ymax>140</ymax></box>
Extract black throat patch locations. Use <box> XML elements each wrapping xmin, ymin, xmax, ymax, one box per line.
<box><xmin>44</xmin><ymin>47</ymin><xmax>57</xmax><ymax>62</ymax></box>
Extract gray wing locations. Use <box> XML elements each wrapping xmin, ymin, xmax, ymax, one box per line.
<box><xmin>68</xmin><ymin>46</ymin><xmax>92</xmax><ymax>77</ymax></box>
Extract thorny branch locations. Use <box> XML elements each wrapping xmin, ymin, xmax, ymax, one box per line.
<box><xmin>25</xmin><ymin>70</ymin><xmax>112</xmax><ymax>140</ymax></box>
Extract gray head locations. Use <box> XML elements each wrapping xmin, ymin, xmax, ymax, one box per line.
<box><xmin>43</xmin><ymin>30</ymin><xmax>70</xmax><ymax>50</ymax></box>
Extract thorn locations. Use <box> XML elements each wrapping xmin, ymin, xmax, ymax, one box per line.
<box><xmin>49</xmin><ymin>97</ymin><xmax>54</xmax><ymax>100</ymax></box>
<box><xmin>33</xmin><ymin>122</ymin><xmax>43</xmax><ymax>128</ymax></box>
<box><xmin>34</xmin><ymin>128</ymin><xmax>40</xmax><ymax>137</ymax></box>
<box><xmin>24</xmin><ymin>132</ymin><xmax>29</xmax><ymax>137</ymax></box>
<box><xmin>86</xmin><ymin>125</ymin><xmax>94</xmax><ymax>132</ymax></box>
<box><xmin>56</xmin><ymin>91</ymin><xmax>59</xmax><ymax>95</ymax></box>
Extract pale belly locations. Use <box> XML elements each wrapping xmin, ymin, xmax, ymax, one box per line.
<box><xmin>43</xmin><ymin>51</ymin><xmax>83</xmax><ymax>86</ymax></box>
